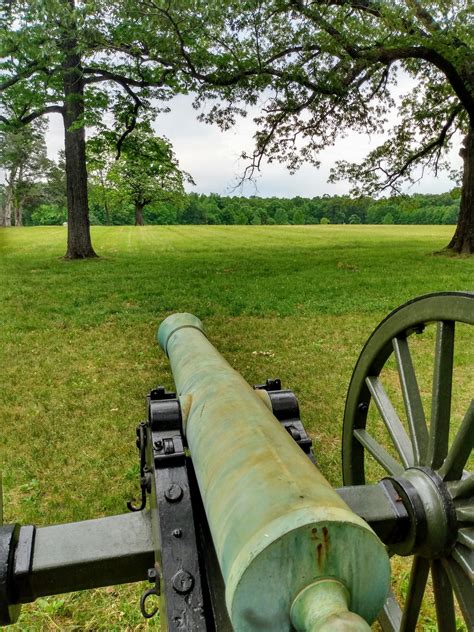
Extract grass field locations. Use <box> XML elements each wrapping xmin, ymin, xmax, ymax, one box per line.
<box><xmin>1</xmin><ymin>225</ymin><xmax>473</xmax><ymax>631</ymax></box>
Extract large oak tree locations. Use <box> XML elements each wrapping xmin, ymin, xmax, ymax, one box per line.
<box><xmin>134</xmin><ymin>0</ymin><xmax>473</xmax><ymax>253</ymax></box>
<box><xmin>0</xmin><ymin>0</ymin><xmax>179</xmax><ymax>257</ymax></box>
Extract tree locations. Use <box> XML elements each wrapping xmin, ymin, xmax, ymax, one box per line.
<box><xmin>250</xmin><ymin>210</ymin><xmax>261</xmax><ymax>224</ymax></box>
<box><xmin>42</xmin><ymin>153</ymin><xmax>68</xmax><ymax>211</ymax></box>
<box><xmin>274</xmin><ymin>207</ymin><xmax>289</xmax><ymax>224</ymax></box>
<box><xmin>105</xmin><ymin>124</ymin><xmax>193</xmax><ymax>225</ymax></box>
<box><xmin>0</xmin><ymin>119</ymin><xmax>50</xmax><ymax>226</ymax></box>
<box><xmin>87</xmin><ymin>135</ymin><xmax>115</xmax><ymax>225</ymax></box>
<box><xmin>293</xmin><ymin>208</ymin><xmax>306</xmax><ymax>225</ymax></box>
<box><xmin>137</xmin><ymin>1</ymin><xmax>473</xmax><ymax>253</ymax></box>
<box><xmin>0</xmin><ymin>0</ymin><xmax>180</xmax><ymax>257</ymax></box>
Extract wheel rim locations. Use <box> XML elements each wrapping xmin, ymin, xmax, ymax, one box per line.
<box><xmin>342</xmin><ymin>292</ymin><xmax>474</xmax><ymax>631</ymax></box>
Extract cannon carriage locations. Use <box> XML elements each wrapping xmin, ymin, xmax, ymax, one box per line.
<box><xmin>1</xmin><ymin>292</ymin><xmax>473</xmax><ymax>630</ymax></box>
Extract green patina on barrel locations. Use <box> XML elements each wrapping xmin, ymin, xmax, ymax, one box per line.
<box><xmin>158</xmin><ymin>313</ymin><xmax>390</xmax><ymax>631</ymax></box>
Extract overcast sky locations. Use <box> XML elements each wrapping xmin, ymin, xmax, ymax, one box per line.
<box><xmin>45</xmin><ymin>91</ymin><xmax>461</xmax><ymax>199</ymax></box>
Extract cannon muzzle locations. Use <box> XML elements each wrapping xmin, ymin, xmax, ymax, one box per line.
<box><xmin>158</xmin><ymin>313</ymin><xmax>390</xmax><ymax>631</ymax></box>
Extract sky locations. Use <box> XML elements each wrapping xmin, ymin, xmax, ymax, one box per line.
<box><xmin>45</xmin><ymin>91</ymin><xmax>462</xmax><ymax>199</ymax></box>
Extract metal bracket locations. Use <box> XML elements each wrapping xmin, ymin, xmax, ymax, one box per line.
<box><xmin>146</xmin><ymin>387</ymin><xmax>208</xmax><ymax>630</ymax></box>
<box><xmin>254</xmin><ymin>378</ymin><xmax>282</xmax><ymax>391</ymax></box>
<box><xmin>148</xmin><ymin>387</ymin><xmax>185</xmax><ymax>468</ymax></box>
<box><xmin>255</xmin><ymin>379</ymin><xmax>315</xmax><ymax>460</ymax></box>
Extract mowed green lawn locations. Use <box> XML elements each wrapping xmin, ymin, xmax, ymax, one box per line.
<box><xmin>1</xmin><ymin>225</ymin><xmax>473</xmax><ymax>631</ymax></box>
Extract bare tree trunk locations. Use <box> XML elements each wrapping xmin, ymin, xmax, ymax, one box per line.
<box><xmin>135</xmin><ymin>202</ymin><xmax>145</xmax><ymax>226</ymax></box>
<box><xmin>447</xmin><ymin>128</ymin><xmax>474</xmax><ymax>254</ymax></box>
<box><xmin>2</xmin><ymin>188</ymin><xmax>13</xmax><ymax>227</ymax></box>
<box><xmin>100</xmin><ymin>172</ymin><xmax>111</xmax><ymax>225</ymax></box>
<box><xmin>2</xmin><ymin>169</ymin><xmax>16</xmax><ymax>227</ymax></box>
<box><xmin>13</xmin><ymin>168</ymin><xmax>23</xmax><ymax>226</ymax></box>
<box><xmin>61</xmin><ymin>3</ymin><xmax>97</xmax><ymax>259</ymax></box>
<box><xmin>14</xmin><ymin>201</ymin><xmax>23</xmax><ymax>226</ymax></box>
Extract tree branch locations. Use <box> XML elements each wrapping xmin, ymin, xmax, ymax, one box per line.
<box><xmin>0</xmin><ymin>62</ymin><xmax>47</xmax><ymax>91</ymax></box>
<box><xmin>83</xmin><ymin>68</ymin><xmax>154</xmax><ymax>88</ymax></box>
<box><xmin>396</xmin><ymin>106</ymin><xmax>462</xmax><ymax>178</ymax></box>
<box><xmin>404</xmin><ymin>0</ymin><xmax>440</xmax><ymax>33</ymax></box>
<box><xmin>115</xmin><ymin>100</ymin><xmax>140</xmax><ymax>160</ymax></box>
<box><xmin>2</xmin><ymin>105</ymin><xmax>64</xmax><ymax>126</ymax></box>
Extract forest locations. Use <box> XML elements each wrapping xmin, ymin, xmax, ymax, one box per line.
<box><xmin>13</xmin><ymin>188</ymin><xmax>463</xmax><ymax>228</ymax></box>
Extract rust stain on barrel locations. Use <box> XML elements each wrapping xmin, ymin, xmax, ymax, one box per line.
<box><xmin>313</xmin><ymin>526</ymin><xmax>330</xmax><ymax>568</ymax></box>
<box><xmin>317</xmin><ymin>543</ymin><xmax>323</xmax><ymax>566</ymax></box>
<box><xmin>322</xmin><ymin>526</ymin><xmax>330</xmax><ymax>549</ymax></box>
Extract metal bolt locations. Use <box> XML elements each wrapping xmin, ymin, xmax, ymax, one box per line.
<box><xmin>154</xmin><ymin>439</ymin><xmax>163</xmax><ymax>450</ymax></box>
<box><xmin>172</xmin><ymin>569</ymin><xmax>194</xmax><ymax>594</ymax></box>
<box><xmin>358</xmin><ymin>402</ymin><xmax>369</xmax><ymax>413</ymax></box>
<box><xmin>164</xmin><ymin>484</ymin><xmax>183</xmax><ymax>503</ymax></box>
<box><xmin>147</xmin><ymin>567</ymin><xmax>157</xmax><ymax>583</ymax></box>
<box><xmin>172</xmin><ymin>528</ymin><xmax>182</xmax><ymax>538</ymax></box>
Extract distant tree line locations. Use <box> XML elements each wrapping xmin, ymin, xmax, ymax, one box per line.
<box><xmin>0</xmin><ymin>122</ymin><xmax>460</xmax><ymax>227</ymax></box>
<box><xmin>2</xmin><ymin>166</ymin><xmax>459</xmax><ymax>226</ymax></box>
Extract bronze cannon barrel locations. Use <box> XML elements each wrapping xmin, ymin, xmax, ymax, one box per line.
<box><xmin>158</xmin><ymin>313</ymin><xmax>390</xmax><ymax>631</ymax></box>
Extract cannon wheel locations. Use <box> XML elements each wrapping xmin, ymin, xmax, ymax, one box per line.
<box><xmin>342</xmin><ymin>292</ymin><xmax>473</xmax><ymax>631</ymax></box>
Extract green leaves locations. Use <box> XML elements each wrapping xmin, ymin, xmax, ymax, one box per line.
<box><xmin>89</xmin><ymin>122</ymin><xmax>194</xmax><ymax>217</ymax></box>
<box><xmin>144</xmin><ymin>0</ymin><xmax>471</xmax><ymax>200</ymax></box>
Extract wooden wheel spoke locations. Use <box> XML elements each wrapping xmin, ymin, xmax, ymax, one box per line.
<box><xmin>431</xmin><ymin>559</ymin><xmax>456</xmax><ymax>632</ymax></box>
<box><xmin>392</xmin><ymin>336</ymin><xmax>428</xmax><ymax>465</ymax></box>
<box><xmin>457</xmin><ymin>527</ymin><xmax>474</xmax><ymax>550</ymax></box>
<box><xmin>451</xmin><ymin>544</ymin><xmax>474</xmax><ymax>583</ymax></box>
<box><xmin>400</xmin><ymin>556</ymin><xmax>430</xmax><ymax>632</ymax></box>
<box><xmin>378</xmin><ymin>590</ymin><xmax>402</xmax><ymax>632</ymax></box>
<box><xmin>428</xmin><ymin>321</ymin><xmax>455</xmax><ymax>468</ymax></box>
<box><xmin>442</xmin><ymin>555</ymin><xmax>474</xmax><ymax>630</ymax></box>
<box><xmin>440</xmin><ymin>399</ymin><xmax>474</xmax><ymax>481</ymax></box>
<box><xmin>447</xmin><ymin>474</ymin><xmax>474</xmax><ymax>499</ymax></box>
<box><xmin>456</xmin><ymin>503</ymin><xmax>474</xmax><ymax>523</ymax></box>
<box><xmin>366</xmin><ymin>376</ymin><xmax>414</xmax><ymax>468</ymax></box>
<box><xmin>353</xmin><ymin>429</ymin><xmax>404</xmax><ymax>476</ymax></box>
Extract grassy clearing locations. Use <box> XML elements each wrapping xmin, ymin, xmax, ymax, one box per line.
<box><xmin>1</xmin><ymin>225</ymin><xmax>472</xmax><ymax>630</ymax></box>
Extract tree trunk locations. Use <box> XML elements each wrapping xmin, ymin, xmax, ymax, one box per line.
<box><xmin>135</xmin><ymin>202</ymin><xmax>145</xmax><ymax>226</ymax></box>
<box><xmin>100</xmin><ymin>173</ymin><xmax>111</xmax><ymax>225</ymax></box>
<box><xmin>14</xmin><ymin>201</ymin><xmax>23</xmax><ymax>227</ymax></box>
<box><xmin>61</xmin><ymin>6</ymin><xmax>97</xmax><ymax>259</ymax></box>
<box><xmin>2</xmin><ymin>185</ymin><xmax>13</xmax><ymax>227</ymax></box>
<box><xmin>2</xmin><ymin>169</ymin><xmax>16</xmax><ymax>227</ymax></box>
<box><xmin>447</xmin><ymin>128</ymin><xmax>474</xmax><ymax>254</ymax></box>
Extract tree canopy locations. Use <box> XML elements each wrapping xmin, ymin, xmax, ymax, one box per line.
<box><xmin>0</xmin><ymin>118</ymin><xmax>50</xmax><ymax>226</ymax></box>
<box><xmin>1</xmin><ymin>1</ymin><xmax>472</xmax><ymax>253</ymax></box>
<box><xmin>130</xmin><ymin>0</ymin><xmax>473</xmax><ymax>252</ymax></box>
<box><xmin>0</xmin><ymin>0</ymin><xmax>184</xmax><ymax>256</ymax></box>
<box><xmin>89</xmin><ymin>123</ymin><xmax>194</xmax><ymax>225</ymax></box>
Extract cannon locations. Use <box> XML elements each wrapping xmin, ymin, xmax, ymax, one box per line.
<box><xmin>1</xmin><ymin>291</ymin><xmax>473</xmax><ymax>630</ymax></box>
